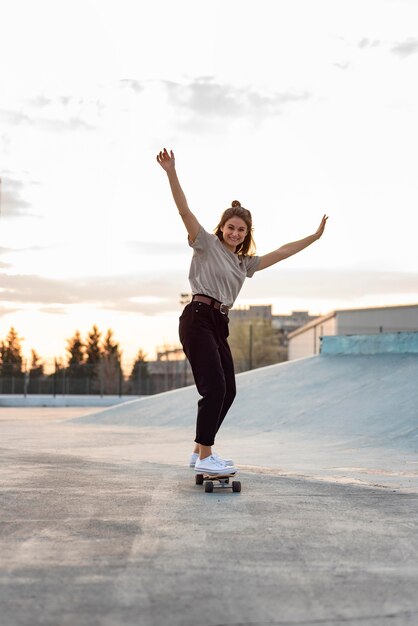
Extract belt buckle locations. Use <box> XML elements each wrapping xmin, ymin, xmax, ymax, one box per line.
<box><xmin>219</xmin><ymin>303</ymin><xmax>228</xmax><ymax>315</ymax></box>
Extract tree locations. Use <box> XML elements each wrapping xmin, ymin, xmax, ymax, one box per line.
<box><xmin>29</xmin><ymin>349</ymin><xmax>44</xmax><ymax>378</ymax></box>
<box><xmin>129</xmin><ymin>349</ymin><xmax>149</xmax><ymax>394</ymax></box>
<box><xmin>250</xmin><ymin>319</ymin><xmax>283</xmax><ymax>369</ymax></box>
<box><xmin>66</xmin><ymin>330</ymin><xmax>86</xmax><ymax>378</ymax></box>
<box><xmin>0</xmin><ymin>327</ymin><xmax>24</xmax><ymax>377</ymax></box>
<box><xmin>102</xmin><ymin>329</ymin><xmax>122</xmax><ymax>394</ymax></box>
<box><xmin>85</xmin><ymin>325</ymin><xmax>103</xmax><ymax>385</ymax></box>
<box><xmin>228</xmin><ymin>319</ymin><xmax>281</xmax><ymax>373</ymax></box>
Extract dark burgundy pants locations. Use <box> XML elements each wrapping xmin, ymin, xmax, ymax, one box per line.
<box><xmin>179</xmin><ymin>300</ymin><xmax>236</xmax><ymax>446</ymax></box>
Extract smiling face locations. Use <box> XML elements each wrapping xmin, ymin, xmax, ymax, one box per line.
<box><xmin>214</xmin><ymin>204</ymin><xmax>256</xmax><ymax>255</ymax></box>
<box><xmin>220</xmin><ymin>217</ymin><xmax>248</xmax><ymax>252</ymax></box>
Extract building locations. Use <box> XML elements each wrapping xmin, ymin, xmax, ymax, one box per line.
<box><xmin>288</xmin><ymin>303</ymin><xmax>418</xmax><ymax>361</ymax></box>
<box><xmin>230</xmin><ymin>305</ymin><xmax>317</xmax><ymax>333</ymax></box>
<box><xmin>228</xmin><ymin>305</ymin><xmax>318</xmax><ymax>366</ymax></box>
<box><xmin>230</xmin><ymin>304</ymin><xmax>273</xmax><ymax>321</ymax></box>
<box><xmin>271</xmin><ymin>310</ymin><xmax>319</xmax><ymax>334</ymax></box>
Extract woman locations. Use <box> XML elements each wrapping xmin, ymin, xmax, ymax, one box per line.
<box><xmin>156</xmin><ymin>148</ymin><xmax>328</xmax><ymax>476</ymax></box>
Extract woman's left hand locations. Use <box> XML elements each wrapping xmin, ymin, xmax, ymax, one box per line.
<box><xmin>315</xmin><ymin>214</ymin><xmax>329</xmax><ymax>239</ymax></box>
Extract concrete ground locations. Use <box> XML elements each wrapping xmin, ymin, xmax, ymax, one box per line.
<box><xmin>1</xmin><ymin>407</ymin><xmax>418</xmax><ymax>626</ymax></box>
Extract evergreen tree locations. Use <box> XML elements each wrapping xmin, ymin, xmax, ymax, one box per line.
<box><xmin>129</xmin><ymin>349</ymin><xmax>149</xmax><ymax>394</ymax></box>
<box><xmin>29</xmin><ymin>349</ymin><xmax>44</xmax><ymax>378</ymax></box>
<box><xmin>102</xmin><ymin>328</ymin><xmax>121</xmax><ymax>361</ymax></box>
<box><xmin>66</xmin><ymin>330</ymin><xmax>86</xmax><ymax>378</ymax></box>
<box><xmin>102</xmin><ymin>329</ymin><xmax>122</xmax><ymax>394</ymax></box>
<box><xmin>85</xmin><ymin>325</ymin><xmax>103</xmax><ymax>383</ymax></box>
<box><xmin>0</xmin><ymin>327</ymin><xmax>24</xmax><ymax>377</ymax></box>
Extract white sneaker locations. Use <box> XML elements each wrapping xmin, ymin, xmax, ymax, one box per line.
<box><xmin>189</xmin><ymin>452</ymin><xmax>199</xmax><ymax>468</ymax></box>
<box><xmin>194</xmin><ymin>455</ymin><xmax>237</xmax><ymax>475</ymax></box>
<box><xmin>213</xmin><ymin>451</ymin><xmax>234</xmax><ymax>466</ymax></box>
<box><xmin>189</xmin><ymin>451</ymin><xmax>234</xmax><ymax>468</ymax></box>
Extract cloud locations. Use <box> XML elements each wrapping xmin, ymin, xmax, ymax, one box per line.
<box><xmin>27</xmin><ymin>95</ymin><xmax>53</xmax><ymax>108</ymax></box>
<box><xmin>38</xmin><ymin>306</ymin><xmax>70</xmax><ymax>315</ymax></box>
<box><xmin>0</xmin><ymin>176</ymin><xmax>34</xmax><ymax>218</ymax></box>
<box><xmin>391</xmin><ymin>38</ymin><xmax>418</xmax><ymax>58</ymax></box>
<box><xmin>0</xmin><ymin>271</ymin><xmax>186</xmax><ymax>315</ymax></box>
<box><xmin>163</xmin><ymin>77</ymin><xmax>310</xmax><ymax>128</ymax></box>
<box><xmin>1</xmin><ymin>132</ymin><xmax>11</xmax><ymax>154</ymax></box>
<box><xmin>1</xmin><ymin>268</ymin><xmax>417</xmax><ymax>317</ymax></box>
<box><xmin>0</xmin><ymin>304</ymin><xmax>22</xmax><ymax>317</ymax></box>
<box><xmin>0</xmin><ymin>109</ymin><xmax>32</xmax><ymax>125</ymax></box>
<box><xmin>125</xmin><ymin>240</ymin><xmax>187</xmax><ymax>255</ymax></box>
<box><xmin>40</xmin><ymin>117</ymin><xmax>95</xmax><ymax>132</ymax></box>
<box><xmin>333</xmin><ymin>62</ymin><xmax>350</xmax><ymax>71</ymax></box>
<box><xmin>0</xmin><ymin>107</ymin><xmax>95</xmax><ymax>132</ymax></box>
<box><xmin>245</xmin><ymin>268</ymin><xmax>418</xmax><ymax>301</ymax></box>
<box><xmin>119</xmin><ymin>79</ymin><xmax>144</xmax><ymax>94</ymax></box>
<box><xmin>18</xmin><ymin>90</ymin><xmax>105</xmax><ymax>130</ymax></box>
<box><xmin>13</xmin><ymin>245</ymin><xmax>52</xmax><ymax>254</ymax></box>
<box><xmin>358</xmin><ymin>38</ymin><xmax>380</xmax><ymax>49</ymax></box>
<box><xmin>0</xmin><ymin>244</ymin><xmax>52</xmax><ymax>257</ymax></box>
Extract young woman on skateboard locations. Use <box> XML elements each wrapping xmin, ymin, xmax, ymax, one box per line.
<box><xmin>156</xmin><ymin>148</ymin><xmax>328</xmax><ymax>475</ymax></box>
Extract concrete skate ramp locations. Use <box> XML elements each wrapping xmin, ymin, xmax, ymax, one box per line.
<box><xmin>74</xmin><ymin>351</ymin><xmax>418</xmax><ymax>453</ymax></box>
<box><xmin>73</xmin><ymin>333</ymin><xmax>418</xmax><ymax>490</ymax></box>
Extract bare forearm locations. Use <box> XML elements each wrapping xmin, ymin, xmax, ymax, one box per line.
<box><xmin>166</xmin><ymin>169</ymin><xmax>189</xmax><ymax>216</ymax></box>
<box><xmin>165</xmin><ymin>167</ymin><xmax>200</xmax><ymax>241</ymax></box>
<box><xmin>257</xmin><ymin>233</ymin><xmax>319</xmax><ymax>271</ymax></box>
<box><xmin>257</xmin><ymin>212</ymin><xmax>328</xmax><ymax>271</ymax></box>
<box><xmin>278</xmin><ymin>233</ymin><xmax>318</xmax><ymax>259</ymax></box>
<box><xmin>157</xmin><ymin>148</ymin><xmax>199</xmax><ymax>239</ymax></box>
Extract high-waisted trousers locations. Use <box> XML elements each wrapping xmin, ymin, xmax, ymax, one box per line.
<box><xmin>179</xmin><ymin>300</ymin><xmax>236</xmax><ymax>446</ymax></box>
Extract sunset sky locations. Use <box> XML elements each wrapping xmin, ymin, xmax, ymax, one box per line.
<box><xmin>1</xmin><ymin>0</ymin><xmax>418</xmax><ymax>366</ymax></box>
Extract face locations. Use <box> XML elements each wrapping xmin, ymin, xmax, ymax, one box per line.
<box><xmin>220</xmin><ymin>217</ymin><xmax>248</xmax><ymax>251</ymax></box>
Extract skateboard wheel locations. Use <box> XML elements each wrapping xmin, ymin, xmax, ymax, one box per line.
<box><xmin>232</xmin><ymin>481</ymin><xmax>241</xmax><ymax>493</ymax></box>
<box><xmin>195</xmin><ymin>474</ymin><xmax>204</xmax><ymax>485</ymax></box>
<box><xmin>205</xmin><ymin>481</ymin><xmax>214</xmax><ymax>493</ymax></box>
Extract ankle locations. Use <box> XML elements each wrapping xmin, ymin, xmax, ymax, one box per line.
<box><xmin>199</xmin><ymin>444</ymin><xmax>212</xmax><ymax>459</ymax></box>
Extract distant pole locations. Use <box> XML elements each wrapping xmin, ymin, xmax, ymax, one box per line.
<box><xmin>23</xmin><ymin>359</ymin><xmax>29</xmax><ymax>398</ymax></box>
<box><xmin>118</xmin><ymin>366</ymin><xmax>123</xmax><ymax>397</ymax></box>
<box><xmin>100</xmin><ymin>360</ymin><xmax>104</xmax><ymax>398</ymax></box>
<box><xmin>249</xmin><ymin>324</ymin><xmax>253</xmax><ymax>370</ymax></box>
<box><xmin>53</xmin><ymin>359</ymin><xmax>57</xmax><ymax>398</ymax></box>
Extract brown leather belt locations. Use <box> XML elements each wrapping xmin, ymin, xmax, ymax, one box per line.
<box><xmin>192</xmin><ymin>294</ymin><xmax>229</xmax><ymax>316</ymax></box>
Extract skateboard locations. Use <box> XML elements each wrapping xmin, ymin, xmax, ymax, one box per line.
<box><xmin>195</xmin><ymin>473</ymin><xmax>242</xmax><ymax>493</ymax></box>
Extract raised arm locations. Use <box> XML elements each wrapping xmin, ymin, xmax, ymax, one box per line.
<box><xmin>156</xmin><ymin>148</ymin><xmax>200</xmax><ymax>242</ymax></box>
<box><xmin>257</xmin><ymin>215</ymin><xmax>328</xmax><ymax>271</ymax></box>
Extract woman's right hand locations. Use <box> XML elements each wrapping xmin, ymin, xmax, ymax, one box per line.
<box><xmin>156</xmin><ymin>148</ymin><xmax>175</xmax><ymax>172</ymax></box>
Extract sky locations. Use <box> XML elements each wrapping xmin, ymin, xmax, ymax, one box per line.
<box><xmin>1</xmin><ymin>0</ymin><xmax>418</xmax><ymax>367</ymax></box>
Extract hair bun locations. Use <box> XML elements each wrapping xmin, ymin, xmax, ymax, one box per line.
<box><xmin>231</xmin><ymin>200</ymin><xmax>241</xmax><ymax>207</ymax></box>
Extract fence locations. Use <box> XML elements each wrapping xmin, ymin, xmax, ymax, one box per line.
<box><xmin>0</xmin><ymin>359</ymin><xmax>194</xmax><ymax>398</ymax></box>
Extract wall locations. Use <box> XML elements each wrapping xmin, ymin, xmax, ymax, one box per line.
<box><xmin>321</xmin><ymin>331</ymin><xmax>418</xmax><ymax>355</ymax></box>
<box><xmin>288</xmin><ymin>316</ymin><xmax>336</xmax><ymax>360</ymax></box>
<box><xmin>336</xmin><ymin>305</ymin><xmax>418</xmax><ymax>335</ymax></box>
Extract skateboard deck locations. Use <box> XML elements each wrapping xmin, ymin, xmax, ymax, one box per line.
<box><xmin>195</xmin><ymin>472</ymin><xmax>242</xmax><ymax>493</ymax></box>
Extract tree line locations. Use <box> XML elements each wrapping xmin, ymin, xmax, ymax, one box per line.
<box><xmin>0</xmin><ymin>325</ymin><xmax>148</xmax><ymax>385</ymax></box>
<box><xmin>1</xmin><ymin>318</ymin><xmax>285</xmax><ymax>379</ymax></box>
<box><xmin>0</xmin><ymin>318</ymin><xmax>285</xmax><ymax>395</ymax></box>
